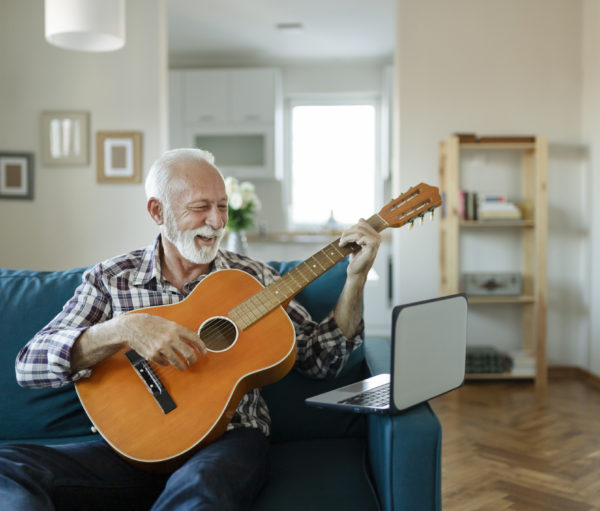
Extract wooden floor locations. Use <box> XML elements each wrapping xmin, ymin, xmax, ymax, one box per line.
<box><xmin>429</xmin><ymin>377</ymin><xmax>600</xmax><ymax>511</ymax></box>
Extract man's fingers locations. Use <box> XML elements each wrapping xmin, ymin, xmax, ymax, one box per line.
<box><xmin>176</xmin><ymin>326</ymin><xmax>208</xmax><ymax>355</ymax></box>
<box><xmin>174</xmin><ymin>341</ymin><xmax>198</xmax><ymax>366</ymax></box>
<box><xmin>125</xmin><ymin>315</ymin><xmax>208</xmax><ymax>370</ymax></box>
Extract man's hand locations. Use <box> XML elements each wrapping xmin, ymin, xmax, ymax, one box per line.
<box><xmin>339</xmin><ymin>219</ymin><xmax>382</xmax><ymax>280</ymax></box>
<box><xmin>118</xmin><ymin>314</ymin><xmax>207</xmax><ymax>370</ymax></box>
<box><xmin>71</xmin><ymin>314</ymin><xmax>207</xmax><ymax>373</ymax></box>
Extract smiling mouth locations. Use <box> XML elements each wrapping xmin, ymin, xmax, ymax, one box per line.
<box><xmin>195</xmin><ymin>234</ymin><xmax>219</xmax><ymax>246</ymax></box>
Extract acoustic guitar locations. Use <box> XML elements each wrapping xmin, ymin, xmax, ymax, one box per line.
<box><xmin>75</xmin><ymin>182</ymin><xmax>442</xmax><ymax>472</ymax></box>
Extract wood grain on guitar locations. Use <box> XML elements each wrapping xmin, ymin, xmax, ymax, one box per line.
<box><xmin>75</xmin><ymin>182</ymin><xmax>442</xmax><ymax>472</ymax></box>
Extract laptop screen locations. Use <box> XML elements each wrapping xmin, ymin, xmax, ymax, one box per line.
<box><xmin>391</xmin><ymin>294</ymin><xmax>467</xmax><ymax>410</ymax></box>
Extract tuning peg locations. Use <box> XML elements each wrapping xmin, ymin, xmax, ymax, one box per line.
<box><xmin>429</xmin><ymin>209</ymin><xmax>435</xmax><ymax>221</ymax></box>
<box><xmin>408</xmin><ymin>219</ymin><xmax>415</xmax><ymax>230</ymax></box>
<box><xmin>419</xmin><ymin>214</ymin><xmax>425</xmax><ymax>225</ymax></box>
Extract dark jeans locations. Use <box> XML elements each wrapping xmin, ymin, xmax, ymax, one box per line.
<box><xmin>0</xmin><ymin>428</ymin><xmax>269</xmax><ymax>511</ymax></box>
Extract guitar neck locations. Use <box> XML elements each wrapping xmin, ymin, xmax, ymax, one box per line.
<box><xmin>229</xmin><ymin>213</ymin><xmax>389</xmax><ymax>330</ymax></box>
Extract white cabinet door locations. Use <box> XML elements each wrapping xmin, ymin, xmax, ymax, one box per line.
<box><xmin>168</xmin><ymin>70</ymin><xmax>184</xmax><ymax>148</ymax></box>
<box><xmin>183</xmin><ymin>70</ymin><xmax>229</xmax><ymax>124</ymax></box>
<box><xmin>230</xmin><ymin>69</ymin><xmax>277</xmax><ymax>123</ymax></box>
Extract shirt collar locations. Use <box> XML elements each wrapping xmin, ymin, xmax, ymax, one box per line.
<box><xmin>131</xmin><ymin>235</ymin><xmax>162</xmax><ymax>286</ymax></box>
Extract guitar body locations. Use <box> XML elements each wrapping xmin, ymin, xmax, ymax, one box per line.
<box><xmin>75</xmin><ymin>269</ymin><xmax>296</xmax><ymax>472</ymax></box>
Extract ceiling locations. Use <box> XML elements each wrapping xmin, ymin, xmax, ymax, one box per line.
<box><xmin>167</xmin><ymin>0</ymin><xmax>395</xmax><ymax>66</ymax></box>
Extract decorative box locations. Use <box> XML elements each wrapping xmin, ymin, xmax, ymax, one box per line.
<box><xmin>462</xmin><ymin>272</ymin><xmax>522</xmax><ymax>296</ymax></box>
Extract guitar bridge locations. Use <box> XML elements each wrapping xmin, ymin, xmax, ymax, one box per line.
<box><xmin>125</xmin><ymin>349</ymin><xmax>177</xmax><ymax>414</ymax></box>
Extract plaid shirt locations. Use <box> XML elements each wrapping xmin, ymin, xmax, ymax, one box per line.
<box><xmin>15</xmin><ymin>236</ymin><xmax>363</xmax><ymax>437</ymax></box>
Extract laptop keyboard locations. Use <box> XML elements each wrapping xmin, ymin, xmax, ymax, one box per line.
<box><xmin>339</xmin><ymin>383</ymin><xmax>390</xmax><ymax>407</ymax></box>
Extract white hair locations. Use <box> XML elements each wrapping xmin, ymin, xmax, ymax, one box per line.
<box><xmin>144</xmin><ymin>148</ymin><xmax>219</xmax><ymax>204</ymax></box>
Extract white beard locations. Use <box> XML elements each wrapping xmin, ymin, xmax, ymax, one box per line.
<box><xmin>162</xmin><ymin>208</ymin><xmax>225</xmax><ymax>264</ymax></box>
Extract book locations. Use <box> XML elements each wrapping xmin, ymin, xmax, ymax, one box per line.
<box><xmin>478</xmin><ymin>201</ymin><xmax>522</xmax><ymax>220</ymax></box>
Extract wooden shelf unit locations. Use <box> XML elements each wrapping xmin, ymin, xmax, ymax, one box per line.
<box><xmin>439</xmin><ymin>135</ymin><xmax>548</xmax><ymax>388</ymax></box>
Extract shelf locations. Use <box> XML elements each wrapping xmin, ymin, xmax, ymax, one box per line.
<box><xmin>460</xmin><ymin>142</ymin><xmax>536</xmax><ymax>150</ymax></box>
<box><xmin>460</xmin><ymin>220</ymin><xmax>534</xmax><ymax>228</ymax></box>
<box><xmin>466</xmin><ymin>372</ymin><xmax>535</xmax><ymax>380</ymax></box>
<box><xmin>467</xmin><ymin>295</ymin><xmax>535</xmax><ymax>304</ymax></box>
<box><xmin>439</xmin><ymin>134</ymin><xmax>548</xmax><ymax>389</ymax></box>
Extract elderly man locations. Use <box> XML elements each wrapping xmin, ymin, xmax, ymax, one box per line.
<box><xmin>0</xmin><ymin>148</ymin><xmax>381</xmax><ymax>510</ymax></box>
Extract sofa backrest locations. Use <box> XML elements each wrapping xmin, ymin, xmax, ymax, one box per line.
<box><xmin>0</xmin><ymin>268</ymin><xmax>94</xmax><ymax>443</ymax></box>
<box><xmin>0</xmin><ymin>260</ymin><xmax>367</xmax><ymax>445</ymax></box>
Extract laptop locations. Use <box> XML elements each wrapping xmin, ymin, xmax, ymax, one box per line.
<box><xmin>305</xmin><ymin>293</ymin><xmax>467</xmax><ymax>414</ymax></box>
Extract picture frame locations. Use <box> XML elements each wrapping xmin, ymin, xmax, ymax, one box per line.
<box><xmin>96</xmin><ymin>131</ymin><xmax>143</xmax><ymax>184</ymax></box>
<box><xmin>0</xmin><ymin>152</ymin><xmax>34</xmax><ymax>200</ymax></box>
<box><xmin>40</xmin><ymin>111</ymin><xmax>90</xmax><ymax>166</ymax></box>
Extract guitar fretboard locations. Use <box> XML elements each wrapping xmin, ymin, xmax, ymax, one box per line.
<box><xmin>228</xmin><ymin>213</ymin><xmax>388</xmax><ymax>330</ymax></box>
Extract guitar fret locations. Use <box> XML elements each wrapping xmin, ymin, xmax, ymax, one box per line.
<box><xmin>261</xmin><ymin>288</ymin><xmax>280</xmax><ymax>308</ymax></box>
<box><xmin>306</xmin><ymin>258</ymin><xmax>324</xmax><ymax>274</ymax></box>
<box><xmin>257</xmin><ymin>288</ymin><xmax>277</xmax><ymax>310</ymax></box>
<box><xmin>286</xmin><ymin>271</ymin><xmax>303</xmax><ymax>290</ymax></box>
<box><xmin>280</xmin><ymin>273</ymin><xmax>296</xmax><ymax>301</ymax></box>
<box><xmin>291</xmin><ymin>267</ymin><xmax>311</xmax><ymax>286</ymax></box>
<box><xmin>321</xmin><ymin>247</ymin><xmax>336</xmax><ymax>264</ymax></box>
<box><xmin>313</xmin><ymin>252</ymin><xmax>330</xmax><ymax>270</ymax></box>
<box><xmin>332</xmin><ymin>244</ymin><xmax>345</xmax><ymax>258</ymax></box>
<box><xmin>248</xmin><ymin>295</ymin><xmax>269</xmax><ymax>316</ymax></box>
<box><xmin>302</xmin><ymin>261</ymin><xmax>318</xmax><ymax>277</ymax></box>
<box><xmin>237</xmin><ymin>301</ymin><xmax>258</xmax><ymax>323</ymax></box>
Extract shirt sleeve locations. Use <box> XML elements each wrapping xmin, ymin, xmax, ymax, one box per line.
<box><xmin>15</xmin><ymin>266</ymin><xmax>112</xmax><ymax>388</ymax></box>
<box><xmin>260</xmin><ymin>263</ymin><xmax>364</xmax><ymax>379</ymax></box>
<box><xmin>287</xmin><ymin>301</ymin><xmax>364</xmax><ymax>379</ymax></box>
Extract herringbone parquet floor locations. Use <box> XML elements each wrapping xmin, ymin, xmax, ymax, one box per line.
<box><xmin>430</xmin><ymin>377</ymin><xmax>600</xmax><ymax>511</ymax></box>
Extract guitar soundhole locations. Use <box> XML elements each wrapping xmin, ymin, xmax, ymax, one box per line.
<box><xmin>198</xmin><ymin>316</ymin><xmax>238</xmax><ymax>352</ymax></box>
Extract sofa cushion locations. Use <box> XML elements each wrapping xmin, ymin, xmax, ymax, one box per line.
<box><xmin>251</xmin><ymin>438</ymin><xmax>379</xmax><ymax>511</ymax></box>
<box><xmin>0</xmin><ymin>268</ymin><xmax>93</xmax><ymax>442</ymax></box>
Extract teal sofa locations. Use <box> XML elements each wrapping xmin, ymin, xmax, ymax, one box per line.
<box><xmin>0</xmin><ymin>261</ymin><xmax>441</xmax><ymax>511</ymax></box>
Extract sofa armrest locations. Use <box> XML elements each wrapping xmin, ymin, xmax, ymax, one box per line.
<box><xmin>363</xmin><ymin>337</ymin><xmax>391</xmax><ymax>376</ymax></box>
<box><xmin>364</xmin><ymin>338</ymin><xmax>441</xmax><ymax>510</ymax></box>
<box><xmin>367</xmin><ymin>404</ymin><xmax>442</xmax><ymax>511</ymax></box>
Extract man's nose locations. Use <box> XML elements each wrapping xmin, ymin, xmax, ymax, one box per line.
<box><xmin>206</xmin><ymin>207</ymin><xmax>225</xmax><ymax>229</ymax></box>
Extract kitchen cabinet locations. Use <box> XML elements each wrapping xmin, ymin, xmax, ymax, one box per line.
<box><xmin>170</xmin><ymin>68</ymin><xmax>282</xmax><ymax>179</ymax></box>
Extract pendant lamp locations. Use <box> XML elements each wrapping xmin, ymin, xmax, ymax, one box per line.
<box><xmin>44</xmin><ymin>0</ymin><xmax>126</xmax><ymax>52</ymax></box>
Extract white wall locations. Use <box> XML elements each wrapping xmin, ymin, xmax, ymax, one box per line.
<box><xmin>582</xmin><ymin>0</ymin><xmax>600</xmax><ymax>377</ymax></box>
<box><xmin>0</xmin><ymin>0</ymin><xmax>168</xmax><ymax>270</ymax></box>
<box><xmin>394</xmin><ymin>0</ymin><xmax>589</xmax><ymax>370</ymax></box>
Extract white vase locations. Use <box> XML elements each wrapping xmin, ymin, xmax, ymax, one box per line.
<box><xmin>226</xmin><ymin>230</ymin><xmax>248</xmax><ymax>255</ymax></box>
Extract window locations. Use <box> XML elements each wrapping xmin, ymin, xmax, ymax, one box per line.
<box><xmin>288</xmin><ymin>100</ymin><xmax>377</xmax><ymax>229</ymax></box>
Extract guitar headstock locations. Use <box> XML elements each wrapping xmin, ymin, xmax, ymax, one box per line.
<box><xmin>378</xmin><ymin>183</ymin><xmax>442</xmax><ymax>229</ymax></box>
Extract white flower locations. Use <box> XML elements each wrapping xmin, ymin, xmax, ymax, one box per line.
<box><xmin>229</xmin><ymin>191</ymin><xmax>244</xmax><ymax>210</ymax></box>
<box><xmin>224</xmin><ymin>176</ymin><xmax>239</xmax><ymax>196</ymax></box>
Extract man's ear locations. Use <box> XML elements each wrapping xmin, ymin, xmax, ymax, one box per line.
<box><xmin>147</xmin><ymin>198</ymin><xmax>164</xmax><ymax>225</ymax></box>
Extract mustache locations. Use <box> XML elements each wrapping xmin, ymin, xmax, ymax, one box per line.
<box><xmin>190</xmin><ymin>226</ymin><xmax>225</xmax><ymax>238</ymax></box>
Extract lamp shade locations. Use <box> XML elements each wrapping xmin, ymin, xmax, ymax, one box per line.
<box><xmin>44</xmin><ymin>0</ymin><xmax>125</xmax><ymax>52</ymax></box>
